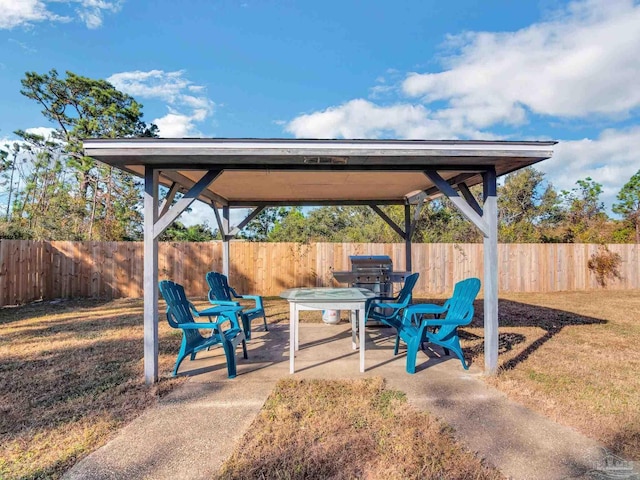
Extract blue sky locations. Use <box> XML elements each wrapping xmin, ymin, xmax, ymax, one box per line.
<box><xmin>1</xmin><ymin>0</ymin><xmax>639</xmax><ymax>223</ymax></box>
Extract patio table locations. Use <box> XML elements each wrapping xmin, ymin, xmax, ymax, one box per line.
<box><xmin>280</xmin><ymin>287</ymin><xmax>376</xmax><ymax>374</ymax></box>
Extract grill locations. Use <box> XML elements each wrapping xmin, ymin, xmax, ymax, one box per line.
<box><xmin>332</xmin><ymin>255</ymin><xmax>411</xmax><ymax>297</ymax></box>
<box><xmin>332</xmin><ymin>255</ymin><xmax>411</xmax><ymax>325</ymax></box>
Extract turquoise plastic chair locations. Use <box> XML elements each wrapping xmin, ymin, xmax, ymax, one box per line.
<box><xmin>206</xmin><ymin>271</ymin><xmax>267</xmax><ymax>340</ymax></box>
<box><xmin>365</xmin><ymin>272</ymin><xmax>420</xmax><ymax>329</ymax></box>
<box><xmin>159</xmin><ymin>280</ymin><xmax>247</xmax><ymax>378</ymax></box>
<box><xmin>394</xmin><ymin>277</ymin><xmax>481</xmax><ymax>373</ymax></box>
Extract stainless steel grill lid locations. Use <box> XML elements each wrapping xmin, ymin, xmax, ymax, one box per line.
<box><xmin>348</xmin><ymin>255</ymin><xmax>392</xmax><ymax>270</ymax></box>
<box><xmin>332</xmin><ymin>255</ymin><xmax>395</xmax><ymax>285</ymax></box>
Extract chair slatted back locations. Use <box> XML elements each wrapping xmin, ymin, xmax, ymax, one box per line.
<box><xmin>398</xmin><ymin>272</ymin><xmax>420</xmax><ymax>307</ymax></box>
<box><xmin>443</xmin><ymin>277</ymin><xmax>481</xmax><ymax>323</ymax></box>
<box><xmin>435</xmin><ymin>278</ymin><xmax>481</xmax><ymax>341</ymax></box>
<box><xmin>159</xmin><ymin>280</ymin><xmax>205</xmax><ymax>346</ymax></box>
<box><xmin>206</xmin><ymin>271</ymin><xmax>233</xmax><ymax>302</ymax></box>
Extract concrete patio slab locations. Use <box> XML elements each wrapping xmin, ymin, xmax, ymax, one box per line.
<box><xmin>63</xmin><ymin>322</ymin><xmax>635</xmax><ymax>480</ymax></box>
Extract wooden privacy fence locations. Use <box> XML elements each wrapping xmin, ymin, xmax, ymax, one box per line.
<box><xmin>0</xmin><ymin>240</ymin><xmax>638</xmax><ymax>306</ymax></box>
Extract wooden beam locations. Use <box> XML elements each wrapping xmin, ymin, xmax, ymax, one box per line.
<box><xmin>370</xmin><ymin>205</ymin><xmax>406</xmax><ymax>240</ymax></box>
<box><xmin>229</xmin><ymin>199</ymin><xmax>404</xmax><ymax>207</ymax></box>
<box><xmin>229</xmin><ymin>206</ymin><xmax>265</xmax><ymax>237</ymax></box>
<box><xmin>134</xmin><ymin>162</ymin><xmax>518</xmax><ymax>172</ymax></box>
<box><xmin>407</xmin><ymin>172</ymin><xmax>480</xmax><ymax>203</ymax></box>
<box><xmin>153</xmin><ymin>169</ymin><xmax>222</xmax><ymax>239</ymax></box>
<box><xmin>143</xmin><ymin>166</ymin><xmax>159</xmax><ymax>385</ymax></box>
<box><xmin>160</xmin><ymin>170</ymin><xmax>229</xmax><ymax>206</ymax></box>
<box><xmin>458</xmin><ymin>182</ymin><xmax>483</xmax><ymax>216</ymax></box>
<box><xmin>423</xmin><ymin>170</ymin><xmax>489</xmax><ymax>237</ymax></box>
<box><xmin>158</xmin><ymin>182</ymin><xmax>179</xmax><ymax>218</ymax></box>
<box><xmin>210</xmin><ymin>203</ymin><xmax>225</xmax><ymax>237</ymax></box>
<box><xmin>482</xmin><ymin>168</ymin><xmax>499</xmax><ymax>375</ymax></box>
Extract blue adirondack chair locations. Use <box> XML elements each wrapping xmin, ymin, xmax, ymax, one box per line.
<box><xmin>394</xmin><ymin>277</ymin><xmax>481</xmax><ymax>373</ymax></box>
<box><xmin>365</xmin><ymin>272</ymin><xmax>420</xmax><ymax>328</ymax></box>
<box><xmin>206</xmin><ymin>271</ymin><xmax>267</xmax><ymax>340</ymax></box>
<box><xmin>159</xmin><ymin>280</ymin><xmax>248</xmax><ymax>378</ymax></box>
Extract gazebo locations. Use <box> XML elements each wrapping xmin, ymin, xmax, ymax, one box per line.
<box><xmin>83</xmin><ymin>138</ymin><xmax>555</xmax><ymax>384</ymax></box>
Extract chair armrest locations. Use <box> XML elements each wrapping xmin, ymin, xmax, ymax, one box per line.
<box><xmin>374</xmin><ymin>301</ymin><xmax>405</xmax><ymax>310</ymax></box>
<box><xmin>178</xmin><ymin>322</ymin><xmax>220</xmax><ymax>330</ymax></box>
<box><xmin>197</xmin><ymin>305</ymin><xmax>243</xmax><ymax>317</ymax></box>
<box><xmin>365</xmin><ymin>296</ymin><xmax>397</xmax><ymax>313</ymax></box>
<box><xmin>405</xmin><ymin>304</ymin><xmax>448</xmax><ymax>315</ymax></box>
<box><xmin>190</xmin><ymin>304</ymin><xmax>243</xmax><ymax>331</ymax></box>
<box><xmin>401</xmin><ymin>304</ymin><xmax>447</xmax><ymax>327</ymax></box>
<box><xmin>370</xmin><ymin>295</ymin><xmax>398</xmax><ymax>302</ymax></box>
<box><xmin>236</xmin><ymin>294</ymin><xmax>263</xmax><ymax>309</ymax></box>
<box><xmin>207</xmin><ymin>298</ymin><xmax>241</xmax><ymax>307</ymax></box>
<box><xmin>421</xmin><ymin>317</ymin><xmax>470</xmax><ymax>327</ymax></box>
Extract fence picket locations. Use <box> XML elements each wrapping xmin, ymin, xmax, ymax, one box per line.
<box><xmin>0</xmin><ymin>240</ymin><xmax>638</xmax><ymax>306</ymax></box>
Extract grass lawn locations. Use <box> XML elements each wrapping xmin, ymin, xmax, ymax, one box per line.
<box><xmin>472</xmin><ymin>291</ymin><xmax>640</xmax><ymax>461</ymax></box>
<box><xmin>1</xmin><ymin>289</ymin><xmax>638</xmax><ymax>478</ymax></box>
<box><xmin>0</xmin><ymin>298</ymin><xmax>187</xmax><ymax>479</ymax></box>
<box><xmin>216</xmin><ymin>377</ymin><xmax>501</xmax><ymax>480</ymax></box>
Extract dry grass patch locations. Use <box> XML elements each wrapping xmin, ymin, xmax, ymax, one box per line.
<box><xmin>454</xmin><ymin>290</ymin><xmax>640</xmax><ymax>461</ymax></box>
<box><xmin>0</xmin><ymin>298</ymin><xmax>186</xmax><ymax>480</ymax></box>
<box><xmin>217</xmin><ymin>377</ymin><xmax>502</xmax><ymax>480</ymax></box>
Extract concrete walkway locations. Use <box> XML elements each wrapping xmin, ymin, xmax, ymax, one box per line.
<box><xmin>64</xmin><ymin>323</ymin><xmax>633</xmax><ymax>480</ymax></box>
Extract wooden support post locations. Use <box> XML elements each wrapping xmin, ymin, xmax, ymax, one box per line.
<box><xmin>404</xmin><ymin>204</ymin><xmax>412</xmax><ymax>271</ymax></box>
<box><xmin>222</xmin><ymin>206</ymin><xmax>230</xmax><ymax>278</ymax></box>
<box><xmin>482</xmin><ymin>168</ymin><xmax>498</xmax><ymax>375</ymax></box>
<box><xmin>143</xmin><ymin>167</ymin><xmax>159</xmax><ymax>385</ymax></box>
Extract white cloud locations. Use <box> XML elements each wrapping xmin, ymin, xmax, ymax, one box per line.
<box><xmin>0</xmin><ymin>137</ymin><xmax>15</xmax><ymax>150</ymax></box>
<box><xmin>0</xmin><ymin>0</ymin><xmax>68</xmax><ymax>29</ymax></box>
<box><xmin>539</xmin><ymin>126</ymin><xmax>640</xmax><ymax>213</ymax></box>
<box><xmin>24</xmin><ymin>126</ymin><xmax>57</xmax><ymax>140</ymax></box>
<box><xmin>287</xmin><ymin>1</ymin><xmax>640</xmax><ymax>142</ymax></box>
<box><xmin>1</xmin><ymin>127</ymin><xmax>58</xmax><ymax>147</ymax></box>
<box><xmin>153</xmin><ymin>112</ymin><xmax>198</xmax><ymax>139</ymax></box>
<box><xmin>286</xmin><ymin>98</ymin><xmax>493</xmax><ymax>140</ymax></box>
<box><xmin>107</xmin><ymin>70</ymin><xmax>191</xmax><ymax>102</ymax></box>
<box><xmin>0</xmin><ymin>0</ymin><xmax>121</xmax><ymax>30</ymax></box>
<box><xmin>75</xmin><ymin>0</ymin><xmax>123</xmax><ymax>29</ymax></box>
<box><xmin>402</xmin><ymin>0</ymin><xmax>640</xmax><ymax>127</ymax></box>
<box><xmin>108</xmin><ymin>70</ymin><xmax>215</xmax><ymax>138</ymax></box>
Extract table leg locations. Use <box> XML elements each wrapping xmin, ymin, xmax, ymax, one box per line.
<box><xmin>351</xmin><ymin>308</ymin><xmax>357</xmax><ymax>350</ymax></box>
<box><xmin>289</xmin><ymin>301</ymin><xmax>295</xmax><ymax>374</ymax></box>
<box><xmin>294</xmin><ymin>304</ymin><xmax>299</xmax><ymax>351</ymax></box>
<box><xmin>359</xmin><ymin>306</ymin><xmax>365</xmax><ymax>373</ymax></box>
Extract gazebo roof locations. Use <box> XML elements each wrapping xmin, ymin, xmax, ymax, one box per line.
<box><xmin>84</xmin><ymin>138</ymin><xmax>556</xmax><ymax>207</ymax></box>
